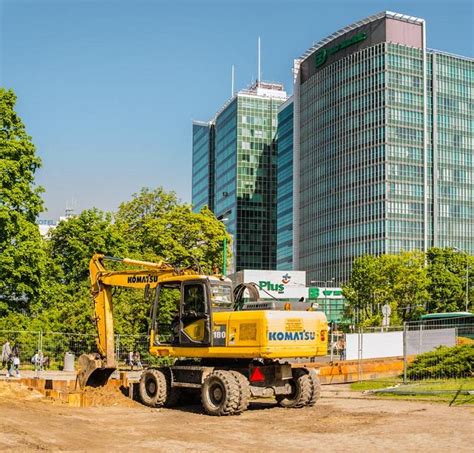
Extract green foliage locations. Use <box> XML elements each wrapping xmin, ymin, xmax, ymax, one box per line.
<box><xmin>343</xmin><ymin>247</ymin><xmax>473</xmax><ymax>326</ymax></box>
<box><xmin>427</xmin><ymin>248</ymin><xmax>473</xmax><ymax>313</ymax></box>
<box><xmin>0</xmin><ymin>88</ymin><xmax>46</xmax><ymax>313</ymax></box>
<box><xmin>407</xmin><ymin>345</ymin><xmax>474</xmax><ymax>380</ymax></box>
<box><xmin>114</xmin><ymin>187</ymin><xmax>178</xmax><ymax>255</ymax></box>
<box><xmin>48</xmin><ymin>208</ymin><xmax>126</xmax><ymax>288</ymax></box>
<box><xmin>115</xmin><ymin>187</ymin><xmax>230</xmax><ymax>272</ymax></box>
<box><xmin>343</xmin><ymin>250</ymin><xmax>429</xmax><ymax>325</ymax></box>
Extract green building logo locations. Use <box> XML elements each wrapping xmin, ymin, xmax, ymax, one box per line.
<box><xmin>315</xmin><ymin>31</ymin><xmax>368</xmax><ymax>68</ymax></box>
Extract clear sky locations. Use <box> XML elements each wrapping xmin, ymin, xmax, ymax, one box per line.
<box><xmin>1</xmin><ymin>0</ymin><xmax>472</xmax><ymax>219</ymax></box>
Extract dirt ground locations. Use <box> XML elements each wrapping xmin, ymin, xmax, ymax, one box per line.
<box><xmin>0</xmin><ymin>381</ymin><xmax>472</xmax><ymax>452</ymax></box>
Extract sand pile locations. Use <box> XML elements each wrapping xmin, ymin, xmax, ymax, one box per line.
<box><xmin>81</xmin><ymin>385</ymin><xmax>139</xmax><ymax>407</ymax></box>
<box><xmin>0</xmin><ymin>381</ymin><xmax>44</xmax><ymax>402</ymax></box>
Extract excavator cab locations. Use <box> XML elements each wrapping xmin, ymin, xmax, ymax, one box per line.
<box><xmin>151</xmin><ymin>277</ymin><xmax>234</xmax><ymax>347</ymax></box>
<box><xmin>78</xmin><ymin>255</ymin><xmax>234</xmax><ymax>388</ymax></box>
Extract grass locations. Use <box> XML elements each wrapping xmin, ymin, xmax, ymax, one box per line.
<box><xmin>351</xmin><ymin>378</ymin><xmax>403</xmax><ymax>391</ymax></box>
<box><xmin>351</xmin><ymin>377</ymin><xmax>474</xmax><ymax>405</ymax></box>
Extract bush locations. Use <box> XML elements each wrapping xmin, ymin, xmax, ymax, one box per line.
<box><xmin>407</xmin><ymin>344</ymin><xmax>474</xmax><ymax>380</ymax></box>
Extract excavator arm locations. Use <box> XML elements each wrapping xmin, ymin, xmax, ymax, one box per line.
<box><xmin>77</xmin><ymin>254</ymin><xmax>177</xmax><ymax>388</ymax></box>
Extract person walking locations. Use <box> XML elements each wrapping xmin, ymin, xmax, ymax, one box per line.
<box><xmin>338</xmin><ymin>337</ymin><xmax>346</xmax><ymax>361</ymax></box>
<box><xmin>31</xmin><ymin>351</ymin><xmax>44</xmax><ymax>373</ymax></box>
<box><xmin>12</xmin><ymin>355</ymin><xmax>20</xmax><ymax>378</ymax></box>
<box><xmin>1</xmin><ymin>340</ymin><xmax>11</xmax><ymax>369</ymax></box>
<box><xmin>133</xmin><ymin>351</ymin><xmax>142</xmax><ymax>370</ymax></box>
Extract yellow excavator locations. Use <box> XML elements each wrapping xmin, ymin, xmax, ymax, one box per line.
<box><xmin>78</xmin><ymin>254</ymin><xmax>328</xmax><ymax>416</ymax></box>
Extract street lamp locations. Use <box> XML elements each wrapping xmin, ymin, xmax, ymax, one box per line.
<box><xmin>310</xmin><ymin>278</ymin><xmax>336</xmax><ymax>359</ymax></box>
<box><xmin>453</xmin><ymin>247</ymin><xmax>470</xmax><ymax>312</ymax></box>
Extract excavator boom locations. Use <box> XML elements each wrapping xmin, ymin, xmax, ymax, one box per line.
<box><xmin>77</xmin><ymin>254</ymin><xmax>181</xmax><ymax>388</ymax></box>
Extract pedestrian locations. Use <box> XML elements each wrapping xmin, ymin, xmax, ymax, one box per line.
<box><xmin>128</xmin><ymin>351</ymin><xmax>134</xmax><ymax>370</ymax></box>
<box><xmin>1</xmin><ymin>340</ymin><xmax>11</xmax><ymax>369</ymax></box>
<box><xmin>338</xmin><ymin>337</ymin><xmax>346</xmax><ymax>361</ymax></box>
<box><xmin>12</xmin><ymin>355</ymin><xmax>20</xmax><ymax>378</ymax></box>
<box><xmin>31</xmin><ymin>351</ymin><xmax>44</xmax><ymax>372</ymax></box>
<box><xmin>133</xmin><ymin>351</ymin><xmax>142</xmax><ymax>369</ymax></box>
<box><xmin>12</xmin><ymin>343</ymin><xmax>20</xmax><ymax>359</ymax></box>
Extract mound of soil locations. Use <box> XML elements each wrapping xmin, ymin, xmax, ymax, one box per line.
<box><xmin>81</xmin><ymin>385</ymin><xmax>139</xmax><ymax>407</ymax></box>
<box><xmin>0</xmin><ymin>381</ymin><xmax>44</xmax><ymax>402</ymax></box>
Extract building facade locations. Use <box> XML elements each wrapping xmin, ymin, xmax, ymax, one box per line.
<box><xmin>192</xmin><ymin>82</ymin><xmax>287</xmax><ymax>271</ymax></box>
<box><xmin>292</xmin><ymin>11</ymin><xmax>474</xmax><ymax>284</ymax></box>
<box><xmin>276</xmin><ymin>97</ymin><xmax>294</xmax><ymax>270</ymax></box>
<box><xmin>192</xmin><ymin>121</ymin><xmax>215</xmax><ymax>212</ymax></box>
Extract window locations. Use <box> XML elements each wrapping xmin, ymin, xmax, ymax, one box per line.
<box><xmin>183</xmin><ymin>284</ymin><xmax>206</xmax><ymax>315</ymax></box>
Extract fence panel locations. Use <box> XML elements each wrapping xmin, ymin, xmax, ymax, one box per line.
<box><xmin>404</xmin><ymin>320</ymin><xmax>474</xmax><ymax>382</ymax></box>
<box><xmin>115</xmin><ymin>333</ymin><xmax>150</xmax><ymax>368</ymax></box>
<box><xmin>41</xmin><ymin>332</ymin><xmax>97</xmax><ymax>369</ymax></box>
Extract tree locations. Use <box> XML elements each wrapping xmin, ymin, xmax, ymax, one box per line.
<box><xmin>48</xmin><ymin>208</ymin><xmax>126</xmax><ymax>288</ymax></box>
<box><xmin>0</xmin><ymin>88</ymin><xmax>46</xmax><ymax>314</ymax></box>
<box><xmin>343</xmin><ymin>250</ymin><xmax>429</xmax><ymax>326</ymax></box>
<box><xmin>382</xmin><ymin>251</ymin><xmax>429</xmax><ymax>322</ymax></box>
<box><xmin>35</xmin><ymin>209</ymin><xmax>128</xmax><ymax>335</ymax></box>
<box><xmin>115</xmin><ymin>187</ymin><xmax>230</xmax><ymax>272</ymax></box>
<box><xmin>342</xmin><ymin>255</ymin><xmax>383</xmax><ymax>325</ymax></box>
<box><xmin>427</xmin><ymin>248</ymin><xmax>473</xmax><ymax>313</ymax></box>
<box><xmin>114</xmin><ymin>187</ymin><xmax>178</xmax><ymax>256</ymax></box>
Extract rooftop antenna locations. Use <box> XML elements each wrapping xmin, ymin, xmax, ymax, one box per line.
<box><xmin>257</xmin><ymin>36</ymin><xmax>261</xmax><ymax>86</ymax></box>
<box><xmin>231</xmin><ymin>65</ymin><xmax>235</xmax><ymax>96</ymax></box>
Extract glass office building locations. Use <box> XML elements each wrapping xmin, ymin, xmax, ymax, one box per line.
<box><xmin>293</xmin><ymin>11</ymin><xmax>474</xmax><ymax>283</ymax></box>
<box><xmin>192</xmin><ymin>121</ymin><xmax>215</xmax><ymax>212</ymax></box>
<box><xmin>192</xmin><ymin>82</ymin><xmax>287</xmax><ymax>270</ymax></box>
<box><xmin>276</xmin><ymin>97</ymin><xmax>294</xmax><ymax>270</ymax></box>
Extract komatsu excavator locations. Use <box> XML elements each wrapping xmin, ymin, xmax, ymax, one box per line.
<box><xmin>78</xmin><ymin>254</ymin><xmax>328</xmax><ymax>416</ymax></box>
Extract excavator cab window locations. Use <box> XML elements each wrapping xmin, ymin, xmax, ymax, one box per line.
<box><xmin>152</xmin><ymin>283</ymin><xmax>181</xmax><ymax>345</ymax></box>
<box><xmin>179</xmin><ymin>282</ymin><xmax>211</xmax><ymax>346</ymax></box>
<box><xmin>151</xmin><ymin>280</ymin><xmax>212</xmax><ymax>347</ymax></box>
<box><xmin>183</xmin><ymin>284</ymin><xmax>206</xmax><ymax>317</ymax></box>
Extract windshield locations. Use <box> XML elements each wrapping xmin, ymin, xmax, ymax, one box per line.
<box><xmin>210</xmin><ymin>284</ymin><xmax>233</xmax><ymax>309</ymax></box>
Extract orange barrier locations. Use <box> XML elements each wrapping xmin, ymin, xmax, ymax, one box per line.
<box><xmin>294</xmin><ymin>356</ymin><xmax>414</xmax><ymax>384</ymax></box>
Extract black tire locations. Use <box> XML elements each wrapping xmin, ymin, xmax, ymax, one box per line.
<box><xmin>276</xmin><ymin>370</ymin><xmax>312</xmax><ymax>408</ymax></box>
<box><xmin>201</xmin><ymin>370</ymin><xmax>241</xmax><ymax>416</ymax></box>
<box><xmin>139</xmin><ymin>369</ymin><xmax>167</xmax><ymax>407</ymax></box>
<box><xmin>229</xmin><ymin>370</ymin><xmax>251</xmax><ymax>413</ymax></box>
<box><xmin>306</xmin><ymin>368</ymin><xmax>321</xmax><ymax>407</ymax></box>
<box><xmin>162</xmin><ymin>368</ymin><xmax>181</xmax><ymax>407</ymax></box>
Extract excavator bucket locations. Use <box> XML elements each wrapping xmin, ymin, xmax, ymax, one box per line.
<box><xmin>77</xmin><ymin>354</ymin><xmax>116</xmax><ymax>389</ymax></box>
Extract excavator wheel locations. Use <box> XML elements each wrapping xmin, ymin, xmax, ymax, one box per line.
<box><xmin>201</xmin><ymin>370</ymin><xmax>242</xmax><ymax>416</ymax></box>
<box><xmin>162</xmin><ymin>368</ymin><xmax>181</xmax><ymax>407</ymax></box>
<box><xmin>139</xmin><ymin>369</ymin><xmax>168</xmax><ymax>407</ymax></box>
<box><xmin>307</xmin><ymin>368</ymin><xmax>321</xmax><ymax>406</ymax></box>
<box><xmin>276</xmin><ymin>369</ymin><xmax>312</xmax><ymax>408</ymax></box>
<box><xmin>229</xmin><ymin>370</ymin><xmax>251</xmax><ymax>414</ymax></box>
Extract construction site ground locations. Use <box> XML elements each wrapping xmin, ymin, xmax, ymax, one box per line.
<box><xmin>1</xmin><ymin>380</ymin><xmax>472</xmax><ymax>451</ymax></box>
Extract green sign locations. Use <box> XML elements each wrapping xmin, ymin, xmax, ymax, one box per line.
<box><xmin>315</xmin><ymin>32</ymin><xmax>367</xmax><ymax>68</ymax></box>
<box><xmin>259</xmin><ymin>280</ymin><xmax>285</xmax><ymax>292</ymax></box>
<box><xmin>308</xmin><ymin>287</ymin><xmax>343</xmax><ymax>299</ymax></box>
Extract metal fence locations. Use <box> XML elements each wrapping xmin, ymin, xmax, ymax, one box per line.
<box><xmin>403</xmin><ymin>320</ymin><xmax>474</xmax><ymax>382</ymax></box>
<box><xmin>0</xmin><ymin>330</ymin><xmax>155</xmax><ymax>371</ymax></box>
<box><xmin>334</xmin><ymin>322</ymin><xmax>473</xmax><ymax>382</ymax></box>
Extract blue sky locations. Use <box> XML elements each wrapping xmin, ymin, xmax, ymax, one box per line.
<box><xmin>1</xmin><ymin>0</ymin><xmax>472</xmax><ymax>219</ymax></box>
